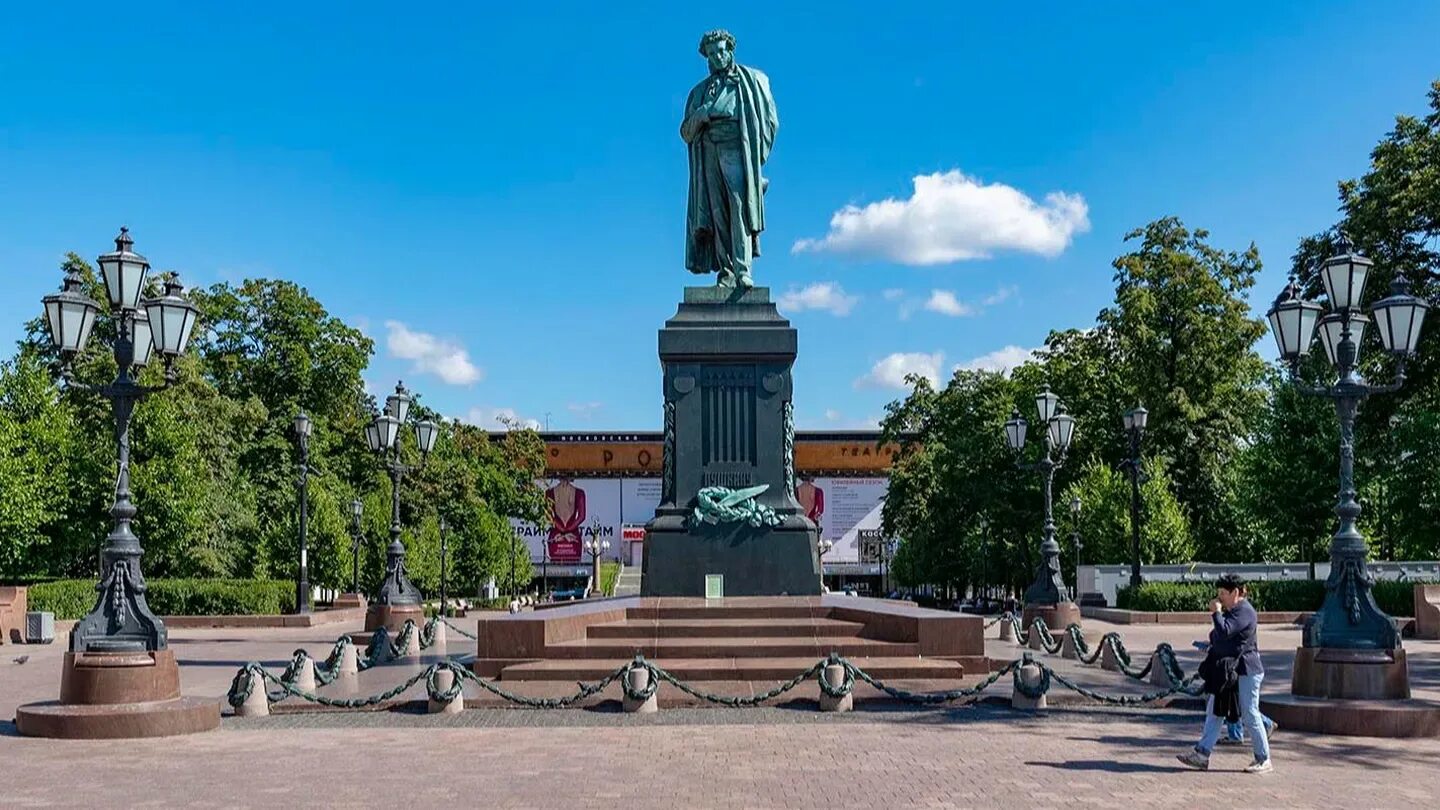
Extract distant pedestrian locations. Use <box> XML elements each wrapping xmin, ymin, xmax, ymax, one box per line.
<box><xmin>1177</xmin><ymin>574</ymin><xmax>1273</xmax><ymax>774</ymax></box>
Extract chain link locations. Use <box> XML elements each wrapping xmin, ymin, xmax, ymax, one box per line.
<box><xmin>441</xmin><ymin>616</ymin><xmax>479</xmax><ymax>640</ymax></box>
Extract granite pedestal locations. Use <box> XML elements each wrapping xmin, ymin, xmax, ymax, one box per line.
<box><xmin>15</xmin><ymin>649</ymin><xmax>220</xmax><ymax>739</ymax></box>
<box><xmin>642</xmin><ymin>287</ymin><xmax>821</xmax><ymax>597</ymax></box>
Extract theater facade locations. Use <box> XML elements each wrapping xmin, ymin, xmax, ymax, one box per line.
<box><xmin>507</xmin><ymin>431</ymin><xmax>899</xmax><ymax>594</ymax></box>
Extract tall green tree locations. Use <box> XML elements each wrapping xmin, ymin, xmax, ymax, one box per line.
<box><xmin>1097</xmin><ymin>218</ymin><xmax>1268</xmax><ymax>560</ymax></box>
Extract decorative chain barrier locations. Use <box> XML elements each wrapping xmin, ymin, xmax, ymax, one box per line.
<box><xmin>1004</xmin><ymin>616</ymin><xmax>1194</xmax><ymax>691</ymax></box>
<box><xmin>227</xmin><ymin>649</ymin><xmax>1204</xmax><ymax>713</ymax></box>
<box><xmin>441</xmin><ymin>616</ymin><xmax>479</xmax><ymax>640</ymax></box>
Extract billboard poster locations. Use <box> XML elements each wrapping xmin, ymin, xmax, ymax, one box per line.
<box><xmin>511</xmin><ymin>477</ymin><xmax>664</xmax><ymax>564</ymax></box>
<box><xmin>509</xmin><ymin>475</ymin><xmax>890</xmax><ymax>565</ymax></box>
<box><xmin>805</xmin><ymin>476</ymin><xmax>890</xmax><ymax>563</ymax></box>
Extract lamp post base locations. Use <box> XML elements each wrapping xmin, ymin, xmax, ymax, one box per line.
<box><xmin>334</xmin><ymin>592</ymin><xmax>368</xmax><ymax>610</ymax></box>
<box><xmin>15</xmin><ymin>649</ymin><xmax>220</xmax><ymax>739</ymax></box>
<box><xmin>1256</xmin><ymin>646</ymin><xmax>1440</xmax><ymax>739</ymax></box>
<box><xmin>364</xmin><ymin>602</ymin><xmax>426</xmax><ymax>634</ymax></box>
<box><xmin>1021</xmin><ymin>601</ymin><xmax>1081</xmax><ymax>634</ymax></box>
<box><xmin>1291</xmin><ymin>646</ymin><xmax>1410</xmax><ymax>700</ymax></box>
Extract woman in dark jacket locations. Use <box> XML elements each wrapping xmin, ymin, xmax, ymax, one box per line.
<box><xmin>1177</xmin><ymin>574</ymin><xmax>1273</xmax><ymax>774</ymax></box>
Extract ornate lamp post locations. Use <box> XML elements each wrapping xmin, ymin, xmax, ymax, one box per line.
<box><xmin>1262</xmin><ymin>237</ymin><xmax>1429</xmax><ymax>710</ymax></box>
<box><xmin>16</xmin><ymin>228</ymin><xmax>216</xmax><ymax>738</ymax></box>
<box><xmin>438</xmin><ymin>514</ymin><xmax>449</xmax><ymax>617</ymax></box>
<box><xmin>293</xmin><ymin>410</ymin><xmax>313</xmax><ymax>614</ymax></box>
<box><xmin>361</xmin><ymin>381</ymin><xmax>441</xmax><ymax>632</ymax></box>
<box><xmin>347</xmin><ymin>498</ymin><xmax>365</xmax><ymax>600</ymax></box>
<box><xmin>1004</xmin><ymin>385</ymin><xmax>1080</xmax><ymax>629</ymax></box>
<box><xmin>1069</xmin><ymin>495</ymin><xmax>1082</xmax><ymax>600</ymax></box>
<box><xmin>584</xmin><ymin>536</ymin><xmax>611</xmax><ymax>596</ymax></box>
<box><xmin>1119</xmin><ymin>404</ymin><xmax>1149</xmax><ymax>587</ymax></box>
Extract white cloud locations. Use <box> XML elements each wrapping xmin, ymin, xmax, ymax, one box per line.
<box><xmin>567</xmin><ymin>401</ymin><xmax>603</xmax><ymax>419</ymax></box>
<box><xmin>385</xmin><ymin>321</ymin><xmax>482</xmax><ymax>385</ymax></box>
<box><xmin>792</xmin><ymin>170</ymin><xmax>1090</xmax><ymax>265</ymax></box>
<box><xmin>923</xmin><ymin>289</ymin><xmax>976</xmax><ymax>317</ymax></box>
<box><xmin>882</xmin><ymin>288</ymin><xmax>905</xmax><ymax>301</ymax></box>
<box><xmin>954</xmin><ymin>345</ymin><xmax>1038</xmax><ymax>375</ymax></box>
<box><xmin>461</xmin><ymin>407</ymin><xmax>541</xmax><ymax>431</ymax></box>
<box><xmin>777</xmin><ymin>282</ymin><xmax>860</xmax><ymax>316</ymax></box>
<box><xmin>855</xmin><ymin>351</ymin><xmax>945</xmax><ymax>390</ymax></box>
<box><xmin>983</xmin><ymin>285</ymin><xmax>1019</xmax><ymax>306</ymax></box>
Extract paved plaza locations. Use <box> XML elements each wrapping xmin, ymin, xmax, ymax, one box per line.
<box><xmin>3</xmin><ymin>616</ymin><xmax>1439</xmax><ymax>807</ymax></box>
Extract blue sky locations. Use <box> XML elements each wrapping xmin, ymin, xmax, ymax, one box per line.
<box><xmin>4</xmin><ymin>2</ymin><xmax>1439</xmax><ymax>431</ymax></box>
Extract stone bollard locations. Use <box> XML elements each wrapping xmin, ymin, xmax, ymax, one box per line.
<box><xmin>998</xmin><ymin>618</ymin><xmax>1015</xmax><ymax>642</ymax></box>
<box><xmin>431</xmin><ymin>620</ymin><xmax>448</xmax><ymax>649</ymax></box>
<box><xmin>623</xmin><ymin>667</ymin><xmax>658</xmax><ymax>714</ymax></box>
<box><xmin>1010</xmin><ymin>659</ymin><xmax>1047</xmax><ymax>710</ymax></box>
<box><xmin>1148</xmin><ymin>652</ymin><xmax>1171</xmax><ymax>687</ymax></box>
<box><xmin>404</xmin><ymin>626</ymin><xmax>422</xmax><ymax>658</ymax></box>
<box><xmin>1027</xmin><ymin>626</ymin><xmax>1045</xmax><ymax>652</ymax></box>
<box><xmin>235</xmin><ymin>670</ymin><xmax>269</xmax><ymax>717</ymax></box>
<box><xmin>508</xmin><ymin>600</ymin><xmax>521</xmax><ymax>614</ymax></box>
<box><xmin>818</xmin><ymin>663</ymin><xmax>853</xmax><ymax>713</ymax></box>
<box><xmin>338</xmin><ymin>641</ymin><xmax>359</xmax><ymax>676</ymax></box>
<box><xmin>1060</xmin><ymin>631</ymin><xmax>1082</xmax><ymax>660</ymax></box>
<box><xmin>1100</xmin><ymin>639</ymin><xmax>1122</xmax><ymax>672</ymax></box>
<box><xmin>428</xmin><ymin>669</ymin><xmax>464</xmax><ymax>714</ymax></box>
<box><xmin>291</xmin><ymin>656</ymin><xmax>317</xmax><ymax>694</ymax></box>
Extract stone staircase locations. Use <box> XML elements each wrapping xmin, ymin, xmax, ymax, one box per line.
<box><xmin>474</xmin><ymin>598</ymin><xmax>978</xmax><ymax>684</ymax></box>
<box><xmin>613</xmin><ymin>566</ymin><xmax>643</xmax><ymax>597</ymax></box>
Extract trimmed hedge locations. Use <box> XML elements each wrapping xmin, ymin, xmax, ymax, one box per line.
<box><xmin>28</xmin><ymin>578</ymin><xmax>296</xmax><ymax>620</ymax></box>
<box><xmin>1116</xmin><ymin>579</ymin><xmax>1432</xmax><ymax>616</ymax></box>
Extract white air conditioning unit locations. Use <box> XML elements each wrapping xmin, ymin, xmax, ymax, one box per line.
<box><xmin>26</xmin><ymin>611</ymin><xmax>56</xmax><ymax>644</ymax></box>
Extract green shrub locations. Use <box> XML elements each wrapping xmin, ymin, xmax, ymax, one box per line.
<box><xmin>599</xmin><ymin>562</ymin><xmax>621</xmax><ymax>596</ymax></box>
<box><xmin>28</xmin><ymin>578</ymin><xmax>295</xmax><ymax>620</ymax></box>
<box><xmin>1116</xmin><ymin>578</ymin><xmax>1434</xmax><ymax>615</ymax></box>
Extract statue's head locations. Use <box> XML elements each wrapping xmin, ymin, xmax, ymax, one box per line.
<box><xmin>698</xmin><ymin>29</ymin><xmax>736</xmax><ymax>73</ymax></box>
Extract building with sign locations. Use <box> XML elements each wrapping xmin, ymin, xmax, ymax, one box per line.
<box><xmin>503</xmin><ymin>431</ymin><xmax>899</xmax><ymax>594</ymax></box>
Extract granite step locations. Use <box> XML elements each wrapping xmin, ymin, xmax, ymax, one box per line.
<box><xmin>625</xmin><ymin>605</ymin><xmax>828</xmax><ymax>620</ymax></box>
<box><xmin>587</xmin><ymin>618</ymin><xmax>866</xmax><ymax>639</ymax></box>
<box><xmin>497</xmin><ymin>656</ymin><xmax>967</xmax><ymax>682</ymax></box>
<box><xmin>543</xmin><ymin>638</ymin><xmax>919</xmax><ymax>659</ymax></box>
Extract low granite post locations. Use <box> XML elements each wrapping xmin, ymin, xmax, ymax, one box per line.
<box><xmin>403</xmin><ymin>624</ymin><xmax>422</xmax><ymax>658</ymax></box>
<box><xmin>1148</xmin><ymin>651</ymin><xmax>1171</xmax><ymax>687</ymax></box>
<box><xmin>235</xmin><ymin>671</ymin><xmax>269</xmax><ymax>718</ymax></box>
<box><xmin>999</xmin><ymin>619</ymin><xmax>1015</xmax><ymax>643</ymax></box>
<box><xmin>1011</xmin><ymin>658</ymin><xmax>1047</xmax><ymax>711</ymax></box>
<box><xmin>1060</xmin><ymin>630</ymin><xmax>1082</xmax><ymax>660</ymax></box>
<box><xmin>428</xmin><ymin>669</ymin><xmax>463</xmax><ymax>714</ymax></box>
<box><xmin>1100</xmin><ymin>639</ymin><xmax>1122</xmax><ymax>672</ymax></box>
<box><xmin>623</xmin><ymin>667</ymin><xmax>658</xmax><ymax>714</ymax></box>
<box><xmin>1027</xmin><ymin>626</ymin><xmax>1045</xmax><ymax>652</ymax></box>
<box><xmin>291</xmin><ymin>656</ymin><xmax>317</xmax><ymax>694</ymax></box>
<box><xmin>431</xmin><ymin>620</ymin><xmax>447</xmax><ymax>649</ymax></box>
<box><xmin>338</xmin><ymin>642</ymin><xmax>359</xmax><ymax>676</ymax></box>
<box><xmin>818</xmin><ymin>663</ymin><xmax>852</xmax><ymax>713</ymax></box>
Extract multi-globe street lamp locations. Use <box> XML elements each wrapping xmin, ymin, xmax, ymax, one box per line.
<box><xmin>1119</xmin><ymin>404</ymin><xmax>1149</xmax><ymax>587</ymax></box>
<box><xmin>1265</xmin><ymin>237</ymin><xmax>1428</xmax><ymax>659</ymax></box>
<box><xmin>349</xmin><ymin>498</ymin><xmax>365</xmax><ymax>596</ymax></box>
<box><xmin>1068</xmin><ymin>495</ymin><xmax>1082</xmax><ymax>600</ymax></box>
<box><xmin>438</xmin><ymin>514</ymin><xmax>450</xmax><ymax>617</ymax></box>
<box><xmin>41</xmin><ymin>228</ymin><xmax>199</xmax><ymax>654</ymax></box>
<box><xmin>292</xmin><ymin>410</ymin><xmax>313</xmax><ymax>614</ymax></box>
<box><xmin>1003</xmin><ymin>385</ymin><xmax>1078</xmax><ymax>624</ymax></box>
<box><xmin>584</xmin><ymin>536</ymin><xmax>611</xmax><ymax>596</ymax></box>
<box><xmin>362</xmin><ymin>381</ymin><xmax>441</xmax><ymax>627</ymax></box>
<box><xmin>17</xmin><ymin>228</ymin><xmax>220</xmax><ymax>739</ymax></box>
